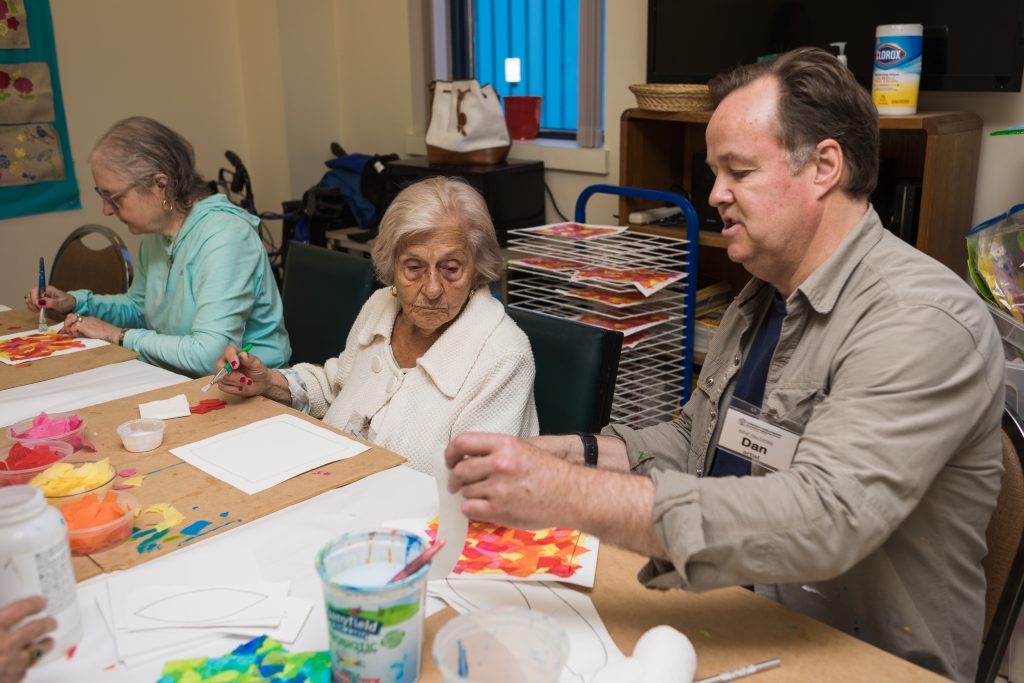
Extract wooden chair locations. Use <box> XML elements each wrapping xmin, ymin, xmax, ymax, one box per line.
<box><xmin>978</xmin><ymin>408</ymin><xmax>1024</xmax><ymax>683</ymax></box>
<box><xmin>281</xmin><ymin>241</ymin><xmax>378</xmax><ymax>366</ymax></box>
<box><xmin>506</xmin><ymin>306</ymin><xmax>622</xmax><ymax>435</ymax></box>
<box><xmin>49</xmin><ymin>224</ymin><xmax>133</xmax><ymax>295</ymax></box>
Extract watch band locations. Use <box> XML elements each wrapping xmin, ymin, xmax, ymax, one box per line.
<box><xmin>117</xmin><ymin>328</ymin><xmax>127</xmax><ymax>347</ymax></box>
<box><xmin>577</xmin><ymin>432</ymin><xmax>598</xmax><ymax>467</ymax></box>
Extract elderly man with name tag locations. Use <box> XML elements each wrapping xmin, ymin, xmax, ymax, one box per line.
<box><xmin>443</xmin><ymin>47</ymin><xmax>1003</xmax><ymax>682</ymax></box>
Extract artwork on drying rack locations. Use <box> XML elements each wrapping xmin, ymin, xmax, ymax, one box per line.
<box><xmin>0</xmin><ymin>1</ymin><xmax>29</xmax><ymax>49</ymax></box>
<box><xmin>623</xmin><ymin>327</ymin><xmax>664</xmax><ymax>349</ymax></box>
<box><xmin>518</xmin><ymin>222</ymin><xmax>627</xmax><ymax>240</ymax></box>
<box><xmin>509</xmin><ymin>255</ymin><xmax>587</xmax><ymax>272</ymax></box>
<box><xmin>573</xmin><ymin>312</ymin><xmax>672</xmax><ymax>337</ymax></box>
<box><xmin>0</xmin><ymin>327</ymin><xmax>106</xmax><ymax>364</ymax></box>
<box><xmin>559</xmin><ymin>287</ymin><xmax>651</xmax><ymax>308</ymax></box>
<box><xmin>573</xmin><ymin>266</ymin><xmax>684</xmax><ymax>296</ymax></box>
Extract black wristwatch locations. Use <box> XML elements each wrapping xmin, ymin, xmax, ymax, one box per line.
<box><xmin>577</xmin><ymin>433</ymin><xmax>598</xmax><ymax>467</ymax></box>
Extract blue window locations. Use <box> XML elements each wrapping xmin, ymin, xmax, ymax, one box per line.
<box><xmin>472</xmin><ymin>0</ymin><xmax>579</xmax><ymax>134</ymax></box>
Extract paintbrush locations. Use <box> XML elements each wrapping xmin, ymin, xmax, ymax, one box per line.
<box><xmin>201</xmin><ymin>342</ymin><xmax>253</xmax><ymax>393</ymax></box>
<box><xmin>388</xmin><ymin>538</ymin><xmax>446</xmax><ymax>583</ymax></box>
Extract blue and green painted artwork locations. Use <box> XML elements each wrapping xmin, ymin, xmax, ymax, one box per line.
<box><xmin>157</xmin><ymin>635</ymin><xmax>330</xmax><ymax>683</ymax></box>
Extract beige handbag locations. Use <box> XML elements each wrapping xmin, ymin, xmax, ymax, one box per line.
<box><xmin>425</xmin><ymin>80</ymin><xmax>511</xmax><ymax>164</ymax></box>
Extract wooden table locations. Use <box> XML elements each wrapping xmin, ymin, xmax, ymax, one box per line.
<box><xmin>18</xmin><ymin>360</ymin><xmax>946</xmax><ymax>682</ymax></box>
<box><xmin>10</xmin><ymin>377</ymin><xmax>405</xmax><ymax>581</ymax></box>
<box><xmin>422</xmin><ymin>543</ymin><xmax>946</xmax><ymax>682</ymax></box>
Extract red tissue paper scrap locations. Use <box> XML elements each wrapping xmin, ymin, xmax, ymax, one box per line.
<box><xmin>190</xmin><ymin>399</ymin><xmax>226</xmax><ymax>415</ymax></box>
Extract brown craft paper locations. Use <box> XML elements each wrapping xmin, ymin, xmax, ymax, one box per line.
<box><xmin>420</xmin><ymin>543</ymin><xmax>947</xmax><ymax>682</ymax></box>
<box><xmin>0</xmin><ymin>377</ymin><xmax>404</xmax><ymax>579</ymax></box>
<box><xmin>0</xmin><ymin>310</ymin><xmax>138</xmax><ymax>390</ymax></box>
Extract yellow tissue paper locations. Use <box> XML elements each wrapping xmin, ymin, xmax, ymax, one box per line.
<box><xmin>141</xmin><ymin>503</ymin><xmax>185</xmax><ymax>532</ymax></box>
<box><xmin>123</xmin><ymin>475</ymin><xmax>146</xmax><ymax>488</ymax></box>
<box><xmin>29</xmin><ymin>458</ymin><xmax>113</xmax><ymax>496</ymax></box>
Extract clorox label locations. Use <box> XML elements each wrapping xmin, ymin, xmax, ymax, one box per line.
<box><xmin>875</xmin><ymin>44</ymin><xmax>907</xmax><ymax>67</ymax></box>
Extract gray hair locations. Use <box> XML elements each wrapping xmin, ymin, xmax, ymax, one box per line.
<box><xmin>371</xmin><ymin>176</ymin><xmax>502</xmax><ymax>287</ymax></box>
<box><xmin>90</xmin><ymin>116</ymin><xmax>211</xmax><ymax>212</ymax></box>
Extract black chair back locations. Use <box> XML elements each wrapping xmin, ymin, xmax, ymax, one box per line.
<box><xmin>50</xmin><ymin>224</ymin><xmax>133</xmax><ymax>295</ymax></box>
<box><xmin>978</xmin><ymin>408</ymin><xmax>1024</xmax><ymax>683</ymax></box>
<box><xmin>506</xmin><ymin>307</ymin><xmax>622</xmax><ymax>435</ymax></box>
<box><xmin>282</xmin><ymin>242</ymin><xmax>377</xmax><ymax>365</ymax></box>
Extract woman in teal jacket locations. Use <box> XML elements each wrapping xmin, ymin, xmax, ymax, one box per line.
<box><xmin>25</xmin><ymin>116</ymin><xmax>290</xmax><ymax>377</ymax></box>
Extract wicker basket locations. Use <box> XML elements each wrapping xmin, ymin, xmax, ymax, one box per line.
<box><xmin>629</xmin><ymin>83</ymin><xmax>713</xmax><ymax>112</ymax></box>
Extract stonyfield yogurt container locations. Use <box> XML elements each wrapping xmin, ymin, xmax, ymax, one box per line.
<box><xmin>316</xmin><ymin>528</ymin><xmax>430</xmax><ymax>683</ymax></box>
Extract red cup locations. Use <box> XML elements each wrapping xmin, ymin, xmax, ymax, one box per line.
<box><xmin>504</xmin><ymin>95</ymin><xmax>542</xmax><ymax>140</ymax></box>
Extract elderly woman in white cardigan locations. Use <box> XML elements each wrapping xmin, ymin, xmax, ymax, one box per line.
<box><xmin>214</xmin><ymin>177</ymin><xmax>539</xmax><ymax>473</ymax></box>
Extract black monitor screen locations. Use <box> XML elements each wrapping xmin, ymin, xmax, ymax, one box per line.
<box><xmin>648</xmin><ymin>0</ymin><xmax>1024</xmax><ymax>92</ymax></box>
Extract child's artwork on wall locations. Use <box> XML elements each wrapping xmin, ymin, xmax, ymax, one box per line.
<box><xmin>0</xmin><ymin>1</ymin><xmax>29</xmax><ymax>50</ymax></box>
<box><xmin>0</xmin><ymin>62</ymin><xmax>52</xmax><ymax>121</ymax></box>
<box><xmin>0</xmin><ymin>0</ymin><xmax>78</xmax><ymax>219</ymax></box>
<box><xmin>0</xmin><ymin>122</ymin><xmax>63</xmax><ymax>186</ymax></box>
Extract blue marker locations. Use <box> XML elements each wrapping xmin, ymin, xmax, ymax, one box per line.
<box><xmin>37</xmin><ymin>257</ymin><xmax>47</xmax><ymax>333</ymax></box>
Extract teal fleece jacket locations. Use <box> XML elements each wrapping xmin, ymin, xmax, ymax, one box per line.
<box><xmin>71</xmin><ymin>194</ymin><xmax>291</xmax><ymax>377</ymax></box>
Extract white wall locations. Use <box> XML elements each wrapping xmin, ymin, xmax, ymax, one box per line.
<box><xmin>921</xmin><ymin>90</ymin><xmax>1024</xmax><ymax>226</ymax></box>
<box><xmin>3</xmin><ymin>0</ymin><xmax>1023</xmax><ymax>307</ymax></box>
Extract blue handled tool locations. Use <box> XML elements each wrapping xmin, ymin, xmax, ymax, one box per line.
<box><xmin>37</xmin><ymin>257</ymin><xmax>47</xmax><ymax>333</ymax></box>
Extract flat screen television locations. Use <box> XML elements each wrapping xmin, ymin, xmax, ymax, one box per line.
<box><xmin>647</xmin><ymin>0</ymin><xmax>1024</xmax><ymax>92</ymax></box>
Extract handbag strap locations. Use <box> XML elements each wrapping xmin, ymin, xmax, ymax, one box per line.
<box><xmin>455</xmin><ymin>86</ymin><xmax>470</xmax><ymax>136</ymax></box>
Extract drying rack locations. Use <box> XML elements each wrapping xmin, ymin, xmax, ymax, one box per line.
<box><xmin>506</xmin><ymin>184</ymin><xmax>698</xmax><ymax>429</ymax></box>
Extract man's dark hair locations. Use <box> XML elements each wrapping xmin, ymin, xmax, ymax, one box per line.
<box><xmin>708</xmin><ymin>47</ymin><xmax>879</xmax><ymax>198</ymax></box>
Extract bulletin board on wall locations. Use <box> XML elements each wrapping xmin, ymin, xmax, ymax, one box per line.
<box><xmin>0</xmin><ymin>0</ymin><xmax>79</xmax><ymax>220</ymax></box>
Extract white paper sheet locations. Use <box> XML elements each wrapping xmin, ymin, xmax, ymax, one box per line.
<box><xmin>138</xmin><ymin>394</ymin><xmax>191</xmax><ymax>420</ymax></box>
<box><xmin>0</xmin><ymin>360</ymin><xmax>188</xmax><ymax>428</ymax></box>
<box><xmin>429</xmin><ymin>449</ymin><xmax>468</xmax><ymax>580</ymax></box>
<box><xmin>124</xmin><ymin>582</ymin><xmax>289</xmax><ymax>631</ymax></box>
<box><xmin>169</xmin><ymin>414</ymin><xmax>370</xmax><ymax>494</ymax></box>
<box><xmin>0</xmin><ymin>324</ymin><xmax>109</xmax><ymax>365</ymax></box>
<box><xmin>222</xmin><ymin>596</ymin><xmax>315</xmax><ymax>643</ymax></box>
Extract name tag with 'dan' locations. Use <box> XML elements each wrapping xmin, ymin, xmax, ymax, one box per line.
<box><xmin>718</xmin><ymin>406</ymin><xmax>800</xmax><ymax>471</ymax></box>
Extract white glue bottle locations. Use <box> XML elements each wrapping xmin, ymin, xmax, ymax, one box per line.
<box><xmin>872</xmin><ymin>23</ymin><xmax>924</xmax><ymax>115</ymax></box>
<box><xmin>0</xmin><ymin>486</ymin><xmax>82</xmax><ymax>664</ymax></box>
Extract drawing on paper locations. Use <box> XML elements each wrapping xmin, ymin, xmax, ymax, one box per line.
<box><xmin>0</xmin><ymin>330</ymin><xmax>84</xmax><ymax>362</ymax></box>
<box><xmin>424</xmin><ymin>518</ymin><xmax>593</xmax><ymax>579</ymax></box>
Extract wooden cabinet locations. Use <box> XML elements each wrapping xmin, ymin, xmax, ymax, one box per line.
<box><xmin>618</xmin><ymin>109</ymin><xmax>982</xmax><ymax>289</ymax></box>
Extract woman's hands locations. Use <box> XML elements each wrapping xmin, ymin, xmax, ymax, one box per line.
<box><xmin>60</xmin><ymin>313</ymin><xmax>121</xmax><ymax>344</ymax></box>
<box><xmin>24</xmin><ymin>286</ymin><xmax>75</xmax><ymax>317</ymax></box>
<box><xmin>214</xmin><ymin>345</ymin><xmax>268</xmax><ymax>396</ymax></box>
<box><xmin>214</xmin><ymin>346</ymin><xmax>293</xmax><ymax>404</ymax></box>
<box><xmin>0</xmin><ymin>596</ymin><xmax>55</xmax><ymax>683</ymax></box>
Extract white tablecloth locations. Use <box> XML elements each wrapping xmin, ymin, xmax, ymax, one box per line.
<box><xmin>26</xmin><ymin>466</ymin><xmax>434</xmax><ymax>682</ymax></box>
<box><xmin>0</xmin><ymin>360</ymin><xmax>189</xmax><ymax>428</ymax></box>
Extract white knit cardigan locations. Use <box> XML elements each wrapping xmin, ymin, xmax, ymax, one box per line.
<box><xmin>293</xmin><ymin>287</ymin><xmax>539</xmax><ymax>473</ymax></box>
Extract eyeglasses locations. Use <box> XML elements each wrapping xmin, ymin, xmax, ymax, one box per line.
<box><xmin>93</xmin><ymin>184</ymin><xmax>135</xmax><ymax>212</ymax></box>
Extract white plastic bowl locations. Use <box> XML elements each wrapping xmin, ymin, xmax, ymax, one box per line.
<box><xmin>116</xmin><ymin>418</ymin><xmax>166</xmax><ymax>453</ymax></box>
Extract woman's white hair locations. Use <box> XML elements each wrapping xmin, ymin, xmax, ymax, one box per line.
<box><xmin>371</xmin><ymin>176</ymin><xmax>503</xmax><ymax>287</ymax></box>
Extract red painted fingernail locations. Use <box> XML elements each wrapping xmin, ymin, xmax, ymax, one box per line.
<box><xmin>231</xmin><ymin>361</ymin><xmax>238</xmax><ymax>368</ymax></box>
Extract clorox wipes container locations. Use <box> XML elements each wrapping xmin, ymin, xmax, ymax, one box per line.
<box><xmin>872</xmin><ymin>23</ymin><xmax>924</xmax><ymax>115</ymax></box>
